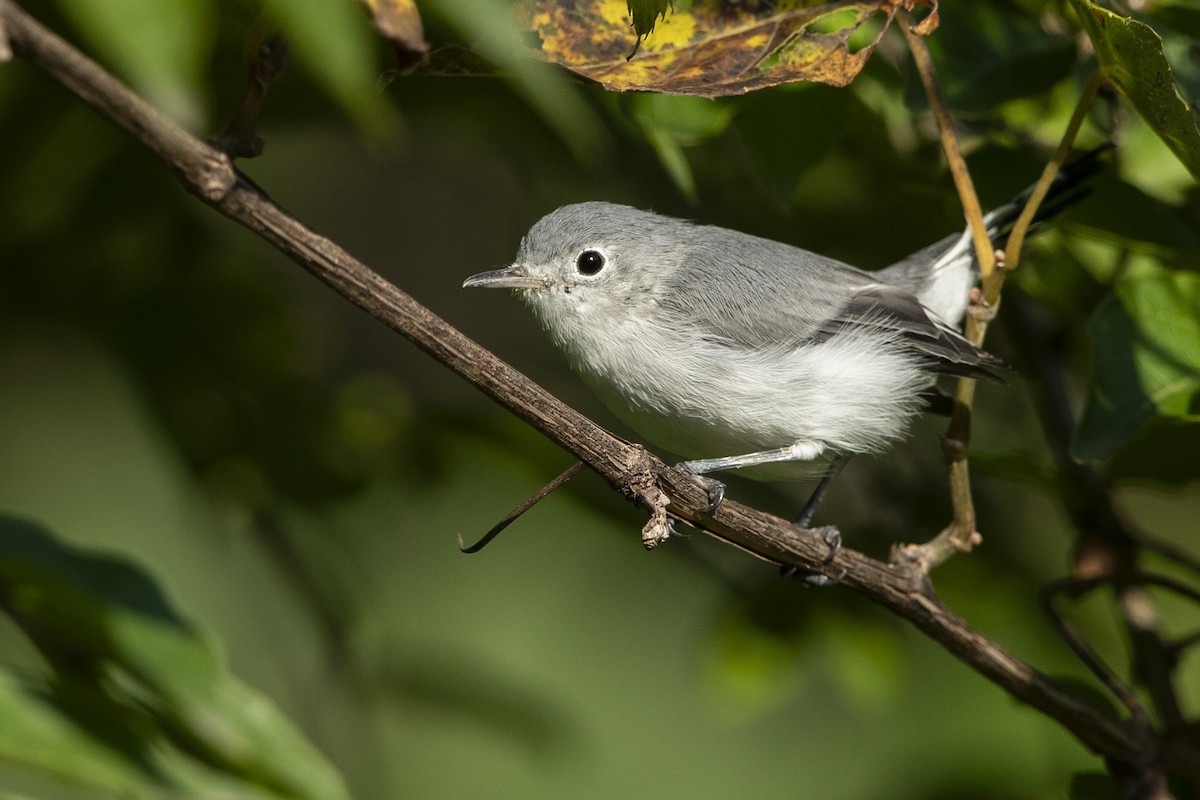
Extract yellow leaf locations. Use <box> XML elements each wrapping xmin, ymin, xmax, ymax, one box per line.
<box><xmin>520</xmin><ymin>0</ymin><xmax>938</xmax><ymax>97</ymax></box>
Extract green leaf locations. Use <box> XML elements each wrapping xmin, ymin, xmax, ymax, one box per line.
<box><xmin>0</xmin><ymin>670</ymin><xmax>152</xmax><ymax>795</ymax></box>
<box><xmin>264</xmin><ymin>0</ymin><xmax>391</xmax><ymax>132</ymax></box>
<box><xmin>52</xmin><ymin>0</ymin><xmax>214</xmax><ymax>127</ymax></box>
<box><xmin>426</xmin><ymin>0</ymin><xmax>608</xmax><ymax>160</ymax></box>
<box><xmin>1149</xmin><ymin>3</ymin><xmax>1200</xmax><ymax>104</ymax></box>
<box><xmin>1071</xmin><ymin>0</ymin><xmax>1200</xmax><ymax>179</ymax></box>
<box><xmin>628</xmin><ymin>0</ymin><xmax>674</xmax><ymax>41</ymax></box>
<box><xmin>818</xmin><ymin>612</ymin><xmax>904</xmax><ymax>710</ymax></box>
<box><xmin>628</xmin><ymin>94</ymin><xmax>735</xmax><ymax>198</ymax></box>
<box><xmin>1073</xmin><ymin>271</ymin><xmax>1200</xmax><ymax>460</ymax></box>
<box><xmin>924</xmin><ymin>3</ymin><xmax>1077</xmax><ymax>114</ymax></box>
<box><xmin>0</xmin><ymin>516</ymin><xmax>350</xmax><ymax>800</ymax></box>
<box><xmin>707</xmin><ymin>611</ymin><xmax>805</xmax><ymax>716</ymax></box>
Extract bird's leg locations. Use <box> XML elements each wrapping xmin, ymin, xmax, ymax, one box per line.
<box><xmin>675</xmin><ymin>441</ymin><xmax>825</xmax><ymax>515</ymax></box>
<box><xmin>780</xmin><ymin>454</ymin><xmax>850</xmax><ymax>586</ymax></box>
<box><xmin>794</xmin><ymin>453</ymin><xmax>849</xmax><ymax>530</ymax></box>
<box><xmin>677</xmin><ymin>444</ymin><xmax>846</xmax><ymax>587</ymax></box>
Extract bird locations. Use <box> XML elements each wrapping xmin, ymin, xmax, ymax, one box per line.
<box><xmin>464</xmin><ymin>152</ymin><xmax>1101</xmax><ymax>536</ymax></box>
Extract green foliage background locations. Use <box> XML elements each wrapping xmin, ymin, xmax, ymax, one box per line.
<box><xmin>0</xmin><ymin>0</ymin><xmax>1198</xmax><ymax>797</ymax></box>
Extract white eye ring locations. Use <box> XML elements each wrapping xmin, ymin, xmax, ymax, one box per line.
<box><xmin>576</xmin><ymin>249</ymin><xmax>606</xmax><ymax>276</ymax></box>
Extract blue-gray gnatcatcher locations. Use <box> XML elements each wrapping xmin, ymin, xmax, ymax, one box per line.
<box><xmin>464</xmin><ymin>155</ymin><xmax>1099</xmax><ymax>528</ymax></box>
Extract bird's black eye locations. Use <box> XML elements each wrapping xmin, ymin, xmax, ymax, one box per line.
<box><xmin>576</xmin><ymin>249</ymin><xmax>606</xmax><ymax>276</ymax></box>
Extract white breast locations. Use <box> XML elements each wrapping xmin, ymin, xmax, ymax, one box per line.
<box><xmin>541</xmin><ymin>303</ymin><xmax>933</xmax><ymax>479</ymax></box>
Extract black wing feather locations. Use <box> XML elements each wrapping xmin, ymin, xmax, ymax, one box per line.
<box><xmin>814</xmin><ymin>284</ymin><xmax>1006</xmax><ymax>382</ymax></box>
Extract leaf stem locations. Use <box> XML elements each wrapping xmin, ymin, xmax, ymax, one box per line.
<box><xmin>898</xmin><ymin>21</ymin><xmax>1103</xmax><ymax>569</ymax></box>
<box><xmin>1002</xmin><ymin>70</ymin><xmax>1104</xmax><ymax>281</ymax></box>
<box><xmin>898</xmin><ymin>10</ymin><xmax>994</xmax><ymax>287</ymax></box>
<box><xmin>898</xmin><ymin>8</ymin><xmax>989</xmax><ymax>561</ymax></box>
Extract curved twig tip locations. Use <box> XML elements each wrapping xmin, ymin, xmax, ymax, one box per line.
<box><xmin>458</xmin><ymin>461</ymin><xmax>585</xmax><ymax>554</ymax></box>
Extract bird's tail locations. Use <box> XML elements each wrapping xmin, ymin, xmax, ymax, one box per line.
<box><xmin>980</xmin><ymin>144</ymin><xmax>1110</xmax><ymax>248</ymax></box>
<box><xmin>881</xmin><ymin>145</ymin><xmax>1110</xmax><ymax>325</ymax></box>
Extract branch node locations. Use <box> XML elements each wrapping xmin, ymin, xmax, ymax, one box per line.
<box><xmin>614</xmin><ymin>445</ymin><xmax>676</xmax><ymax>549</ymax></box>
<box><xmin>941</xmin><ymin>434</ymin><xmax>967</xmax><ymax>463</ymax></box>
<box><xmin>183</xmin><ymin>151</ymin><xmax>238</xmax><ymax>202</ymax></box>
<box><xmin>885</xmin><ymin>543</ymin><xmax>936</xmax><ymax>591</ymax></box>
<box><xmin>632</xmin><ymin>471</ymin><xmax>672</xmax><ymax>550</ymax></box>
<box><xmin>900</xmin><ymin>523</ymin><xmax>982</xmax><ymax>574</ymax></box>
<box><xmin>966</xmin><ymin>286</ymin><xmax>999</xmax><ymax>322</ymax></box>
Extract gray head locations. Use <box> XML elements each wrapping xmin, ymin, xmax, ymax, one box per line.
<box><xmin>463</xmin><ymin>202</ymin><xmax>690</xmax><ymax>345</ymax></box>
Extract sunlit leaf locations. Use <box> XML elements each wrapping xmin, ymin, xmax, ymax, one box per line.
<box><xmin>1147</xmin><ymin>3</ymin><xmax>1200</xmax><ymax>106</ymax></box>
<box><xmin>0</xmin><ymin>517</ymin><xmax>351</xmax><ymax>800</ymax></box>
<box><xmin>520</xmin><ymin>0</ymin><xmax>936</xmax><ymax>97</ymax></box>
<box><xmin>1071</xmin><ymin>0</ymin><xmax>1200</xmax><ymax>179</ymax></box>
<box><xmin>1073</xmin><ymin>271</ymin><xmax>1200</xmax><ymax>460</ymax></box>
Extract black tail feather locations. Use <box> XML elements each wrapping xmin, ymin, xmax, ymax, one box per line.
<box><xmin>984</xmin><ymin>144</ymin><xmax>1112</xmax><ymax>246</ymax></box>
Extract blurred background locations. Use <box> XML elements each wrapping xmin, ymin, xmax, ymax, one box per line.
<box><xmin>1</xmin><ymin>0</ymin><xmax>1198</xmax><ymax>797</ymax></box>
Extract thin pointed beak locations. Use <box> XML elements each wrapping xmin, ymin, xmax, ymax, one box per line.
<box><xmin>462</xmin><ymin>265</ymin><xmax>545</xmax><ymax>290</ymax></box>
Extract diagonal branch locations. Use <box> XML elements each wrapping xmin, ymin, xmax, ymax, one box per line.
<box><xmin>0</xmin><ymin>0</ymin><xmax>1161</xmax><ymax>776</ymax></box>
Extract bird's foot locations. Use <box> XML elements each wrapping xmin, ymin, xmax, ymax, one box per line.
<box><xmin>780</xmin><ymin>525</ymin><xmax>844</xmax><ymax>587</ymax></box>
<box><xmin>673</xmin><ymin>464</ymin><xmax>726</xmax><ymax>515</ymax></box>
<box><xmin>692</xmin><ymin>475</ymin><xmax>726</xmax><ymax>515</ymax></box>
<box><xmin>815</xmin><ymin>525</ymin><xmax>841</xmax><ymax>564</ymax></box>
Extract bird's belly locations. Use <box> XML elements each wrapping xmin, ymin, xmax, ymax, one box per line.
<box><xmin>598</xmin><ymin>395</ymin><xmax>833</xmax><ymax>480</ymax></box>
<box><xmin>572</xmin><ymin>333</ymin><xmax>934</xmax><ymax>479</ymax></box>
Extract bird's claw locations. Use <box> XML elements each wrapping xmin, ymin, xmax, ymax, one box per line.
<box><xmin>814</xmin><ymin>525</ymin><xmax>841</xmax><ymax>564</ymax></box>
<box><xmin>803</xmin><ymin>569</ymin><xmax>847</xmax><ymax>588</ymax></box>
<box><xmin>779</xmin><ymin>525</ymin><xmax>843</xmax><ymax>586</ymax></box>
<box><xmin>674</xmin><ymin>464</ymin><xmax>726</xmax><ymax>515</ymax></box>
<box><xmin>694</xmin><ymin>475</ymin><xmax>726</xmax><ymax>515</ymax></box>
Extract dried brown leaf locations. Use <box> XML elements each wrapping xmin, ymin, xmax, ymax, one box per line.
<box><xmin>364</xmin><ymin>0</ymin><xmax>428</xmax><ymax>64</ymax></box>
<box><xmin>519</xmin><ymin>0</ymin><xmax>937</xmax><ymax>97</ymax></box>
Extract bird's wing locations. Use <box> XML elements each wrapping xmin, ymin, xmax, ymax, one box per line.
<box><xmin>812</xmin><ymin>283</ymin><xmax>1005</xmax><ymax>381</ymax></box>
<box><xmin>658</xmin><ymin>230</ymin><xmax>1003</xmax><ymax>381</ymax></box>
<box><xmin>657</xmin><ymin>228</ymin><xmax>877</xmax><ymax>349</ymax></box>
